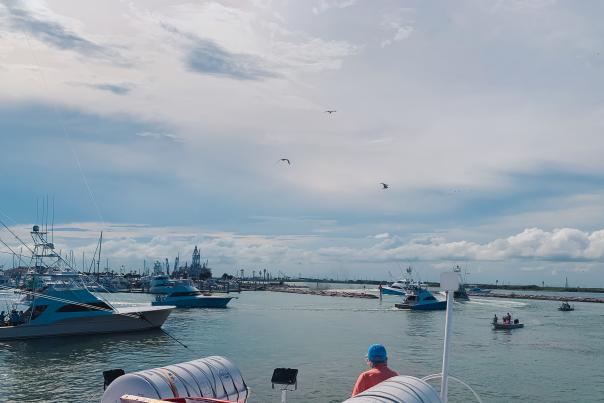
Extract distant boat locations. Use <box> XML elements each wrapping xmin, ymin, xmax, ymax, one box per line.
<box><xmin>492</xmin><ymin>321</ymin><xmax>524</xmax><ymax>330</ymax></box>
<box><xmin>492</xmin><ymin>316</ymin><xmax>524</xmax><ymax>330</ymax></box>
<box><xmin>395</xmin><ymin>285</ymin><xmax>447</xmax><ymax>310</ymax></box>
<box><xmin>558</xmin><ymin>301</ymin><xmax>574</xmax><ymax>311</ymax></box>
<box><xmin>152</xmin><ymin>280</ymin><xmax>234</xmax><ymax>308</ymax></box>
<box><xmin>468</xmin><ymin>287</ymin><xmax>491</xmax><ymax>295</ymax></box>
<box><xmin>439</xmin><ymin>266</ymin><xmax>470</xmax><ymax>301</ymax></box>
<box><xmin>381</xmin><ymin>266</ymin><xmax>416</xmax><ymax>296</ymax></box>
<box><xmin>380</xmin><ymin>278</ymin><xmax>411</xmax><ymax>296</ymax></box>
<box><xmin>148</xmin><ymin>275</ymin><xmax>174</xmax><ymax>294</ymax></box>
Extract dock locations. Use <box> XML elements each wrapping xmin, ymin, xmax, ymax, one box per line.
<box><xmin>468</xmin><ymin>292</ymin><xmax>604</xmax><ymax>303</ymax></box>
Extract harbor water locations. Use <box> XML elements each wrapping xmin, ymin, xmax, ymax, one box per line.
<box><xmin>1</xmin><ymin>288</ymin><xmax>603</xmax><ymax>402</ymax></box>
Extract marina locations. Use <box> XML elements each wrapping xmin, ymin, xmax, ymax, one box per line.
<box><xmin>2</xmin><ymin>1</ymin><xmax>604</xmax><ymax>401</ymax></box>
<box><xmin>1</xmin><ymin>289</ymin><xmax>603</xmax><ymax>402</ymax></box>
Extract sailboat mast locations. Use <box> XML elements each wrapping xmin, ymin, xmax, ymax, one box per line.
<box><xmin>96</xmin><ymin>231</ymin><xmax>103</xmax><ymax>280</ymax></box>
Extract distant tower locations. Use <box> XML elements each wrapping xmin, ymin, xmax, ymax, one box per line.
<box><xmin>192</xmin><ymin>246</ymin><xmax>201</xmax><ymax>269</ymax></box>
<box><xmin>173</xmin><ymin>254</ymin><xmax>179</xmax><ymax>277</ymax></box>
<box><xmin>565</xmin><ymin>277</ymin><xmax>568</xmax><ymax>289</ymax></box>
<box><xmin>152</xmin><ymin>260</ymin><xmax>162</xmax><ymax>275</ymax></box>
<box><xmin>165</xmin><ymin>258</ymin><xmax>170</xmax><ymax>276</ymax></box>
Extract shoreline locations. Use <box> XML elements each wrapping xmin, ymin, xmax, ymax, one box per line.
<box><xmin>468</xmin><ymin>292</ymin><xmax>604</xmax><ymax>303</ymax></box>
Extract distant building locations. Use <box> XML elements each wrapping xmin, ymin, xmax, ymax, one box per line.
<box><xmin>172</xmin><ymin>246</ymin><xmax>212</xmax><ymax>280</ymax></box>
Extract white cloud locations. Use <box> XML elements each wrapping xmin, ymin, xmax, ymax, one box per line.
<box><xmin>312</xmin><ymin>0</ymin><xmax>358</xmax><ymax>15</ymax></box>
<box><xmin>135</xmin><ymin>131</ymin><xmax>182</xmax><ymax>142</ymax></box>
<box><xmin>380</xmin><ymin>8</ymin><xmax>414</xmax><ymax>47</ymax></box>
<box><xmin>317</xmin><ymin>228</ymin><xmax>604</xmax><ymax>263</ymax></box>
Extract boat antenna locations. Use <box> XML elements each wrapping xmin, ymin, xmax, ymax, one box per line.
<box><xmin>21</xmin><ymin>28</ymin><xmax>106</xmax><ymax>231</ymax></box>
<box><xmin>51</xmin><ymin>196</ymin><xmax>55</xmax><ymax>244</ymax></box>
<box><xmin>96</xmin><ymin>232</ymin><xmax>103</xmax><ymax>280</ymax></box>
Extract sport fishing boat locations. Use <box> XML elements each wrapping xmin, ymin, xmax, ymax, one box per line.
<box><xmin>0</xmin><ymin>225</ymin><xmax>174</xmax><ymax>340</ymax></box>
<box><xmin>380</xmin><ymin>266</ymin><xmax>415</xmax><ymax>296</ymax></box>
<box><xmin>395</xmin><ymin>284</ymin><xmax>447</xmax><ymax>310</ymax></box>
<box><xmin>152</xmin><ymin>280</ymin><xmax>234</xmax><ymax>308</ymax></box>
<box><xmin>0</xmin><ymin>275</ymin><xmax>173</xmax><ymax>340</ymax></box>
<box><xmin>380</xmin><ymin>278</ymin><xmax>411</xmax><ymax>296</ymax></box>
<box><xmin>148</xmin><ymin>275</ymin><xmax>173</xmax><ymax>294</ymax></box>
<box><xmin>558</xmin><ymin>301</ymin><xmax>574</xmax><ymax>311</ymax></box>
<box><xmin>439</xmin><ymin>265</ymin><xmax>470</xmax><ymax>301</ymax></box>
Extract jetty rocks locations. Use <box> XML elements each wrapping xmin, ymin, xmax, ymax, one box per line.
<box><xmin>270</xmin><ymin>287</ymin><xmax>379</xmax><ymax>299</ymax></box>
<box><xmin>468</xmin><ymin>292</ymin><xmax>604</xmax><ymax>303</ymax></box>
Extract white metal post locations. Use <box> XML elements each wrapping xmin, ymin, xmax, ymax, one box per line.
<box><xmin>438</xmin><ymin>271</ymin><xmax>459</xmax><ymax>403</ymax></box>
<box><xmin>440</xmin><ymin>290</ymin><xmax>454</xmax><ymax>403</ymax></box>
<box><xmin>281</xmin><ymin>388</ymin><xmax>287</xmax><ymax>403</ymax></box>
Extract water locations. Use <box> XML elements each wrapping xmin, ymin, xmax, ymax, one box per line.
<box><xmin>1</xmin><ymin>289</ymin><xmax>603</xmax><ymax>402</ymax></box>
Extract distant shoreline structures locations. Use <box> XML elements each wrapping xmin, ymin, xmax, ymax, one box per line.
<box><xmin>288</xmin><ymin>278</ymin><xmax>604</xmax><ymax>294</ymax></box>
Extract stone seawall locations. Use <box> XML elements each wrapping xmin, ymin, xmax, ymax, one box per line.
<box><xmin>270</xmin><ymin>287</ymin><xmax>379</xmax><ymax>299</ymax></box>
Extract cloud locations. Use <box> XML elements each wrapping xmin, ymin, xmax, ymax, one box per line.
<box><xmin>380</xmin><ymin>9</ymin><xmax>414</xmax><ymax>48</ymax></box>
<box><xmin>0</xmin><ymin>0</ymin><xmax>121</xmax><ymax>62</ymax></box>
<box><xmin>135</xmin><ymin>131</ymin><xmax>182</xmax><ymax>143</ymax></box>
<box><xmin>90</xmin><ymin>83</ymin><xmax>132</xmax><ymax>95</ymax></box>
<box><xmin>160</xmin><ymin>22</ymin><xmax>277</xmax><ymax>81</ymax></box>
<box><xmin>318</xmin><ymin>228</ymin><xmax>604</xmax><ymax>263</ymax></box>
<box><xmin>312</xmin><ymin>0</ymin><xmax>358</xmax><ymax>15</ymax></box>
<box><xmin>187</xmin><ymin>38</ymin><xmax>277</xmax><ymax>80</ymax></box>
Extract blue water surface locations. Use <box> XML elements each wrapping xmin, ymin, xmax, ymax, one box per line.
<box><xmin>0</xmin><ymin>289</ymin><xmax>603</xmax><ymax>402</ymax></box>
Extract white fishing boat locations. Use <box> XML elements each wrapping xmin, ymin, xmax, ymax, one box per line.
<box><xmin>380</xmin><ymin>266</ymin><xmax>417</xmax><ymax>296</ymax></box>
<box><xmin>152</xmin><ymin>280</ymin><xmax>234</xmax><ymax>308</ymax></box>
<box><xmin>0</xmin><ymin>225</ymin><xmax>174</xmax><ymax>341</ymax></box>
<box><xmin>148</xmin><ymin>275</ymin><xmax>173</xmax><ymax>294</ymax></box>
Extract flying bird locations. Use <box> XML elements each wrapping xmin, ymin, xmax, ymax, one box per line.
<box><xmin>380</xmin><ymin>183</ymin><xmax>389</xmax><ymax>189</ymax></box>
<box><xmin>279</xmin><ymin>158</ymin><xmax>291</xmax><ymax>165</ymax></box>
<box><xmin>324</xmin><ymin>110</ymin><xmax>337</xmax><ymax>114</ymax></box>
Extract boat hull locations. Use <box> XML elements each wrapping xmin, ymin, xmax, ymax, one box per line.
<box><xmin>395</xmin><ymin>301</ymin><xmax>447</xmax><ymax>310</ymax></box>
<box><xmin>0</xmin><ymin>306</ymin><xmax>173</xmax><ymax>340</ymax></box>
<box><xmin>380</xmin><ymin>287</ymin><xmax>405</xmax><ymax>296</ymax></box>
<box><xmin>492</xmin><ymin>323</ymin><xmax>524</xmax><ymax>330</ymax></box>
<box><xmin>152</xmin><ymin>296</ymin><xmax>233</xmax><ymax>308</ymax></box>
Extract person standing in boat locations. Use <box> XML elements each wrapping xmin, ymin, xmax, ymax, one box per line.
<box><xmin>352</xmin><ymin>344</ymin><xmax>399</xmax><ymax>397</ymax></box>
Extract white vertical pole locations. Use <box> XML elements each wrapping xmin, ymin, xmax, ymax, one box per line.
<box><xmin>440</xmin><ymin>290</ymin><xmax>454</xmax><ymax>403</ymax></box>
<box><xmin>281</xmin><ymin>389</ymin><xmax>287</xmax><ymax>403</ymax></box>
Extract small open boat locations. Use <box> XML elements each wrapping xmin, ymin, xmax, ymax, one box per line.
<box><xmin>558</xmin><ymin>302</ymin><xmax>574</xmax><ymax>311</ymax></box>
<box><xmin>493</xmin><ymin>322</ymin><xmax>524</xmax><ymax>330</ymax></box>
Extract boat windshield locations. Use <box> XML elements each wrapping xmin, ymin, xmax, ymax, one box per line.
<box><xmin>169</xmin><ymin>291</ymin><xmax>202</xmax><ymax>297</ymax></box>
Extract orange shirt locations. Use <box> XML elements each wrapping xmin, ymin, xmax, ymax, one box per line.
<box><xmin>351</xmin><ymin>364</ymin><xmax>399</xmax><ymax>396</ymax></box>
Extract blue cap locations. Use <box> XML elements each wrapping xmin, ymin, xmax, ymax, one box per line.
<box><xmin>367</xmin><ymin>344</ymin><xmax>388</xmax><ymax>363</ymax></box>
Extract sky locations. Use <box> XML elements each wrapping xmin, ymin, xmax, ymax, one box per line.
<box><xmin>1</xmin><ymin>0</ymin><xmax>604</xmax><ymax>286</ymax></box>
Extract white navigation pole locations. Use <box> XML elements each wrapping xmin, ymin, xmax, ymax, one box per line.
<box><xmin>439</xmin><ymin>271</ymin><xmax>459</xmax><ymax>403</ymax></box>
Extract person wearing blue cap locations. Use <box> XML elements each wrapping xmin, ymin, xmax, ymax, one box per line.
<box><xmin>351</xmin><ymin>344</ymin><xmax>399</xmax><ymax>396</ymax></box>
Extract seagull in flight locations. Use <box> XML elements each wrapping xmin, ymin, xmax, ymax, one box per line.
<box><xmin>380</xmin><ymin>183</ymin><xmax>389</xmax><ymax>189</ymax></box>
<box><xmin>324</xmin><ymin>110</ymin><xmax>337</xmax><ymax>114</ymax></box>
<box><xmin>279</xmin><ymin>158</ymin><xmax>291</xmax><ymax>165</ymax></box>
